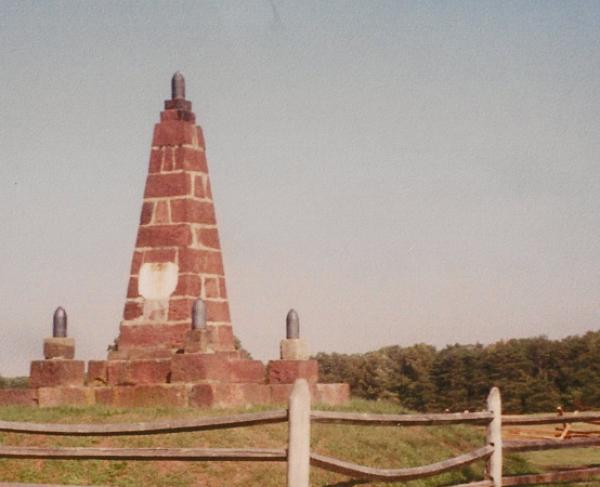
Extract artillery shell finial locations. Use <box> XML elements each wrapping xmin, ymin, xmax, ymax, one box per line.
<box><xmin>286</xmin><ymin>309</ymin><xmax>300</xmax><ymax>339</ymax></box>
<box><xmin>171</xmin><ymin>71</ymin><xmax>186</xmax><ymax>100</ymax></box>
<box><xmin>192</xmin><ymin>298</ymin><xmax>207</xmax><ymax>330</ymax></box>
<box><xmin>53</xmin><ymin>306</ymin><xmax>67</xmax><ymax>338</ymax></box>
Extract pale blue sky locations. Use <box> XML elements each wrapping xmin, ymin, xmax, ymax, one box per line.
<box><xmin>1</xmin><ymin>1</ymin><xmax>599</xmax><ymax>376</ymax></box>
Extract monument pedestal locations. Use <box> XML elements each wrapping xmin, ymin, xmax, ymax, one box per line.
<box><xmin>29</xmin><ymin>360</ymin><xmax>85</xmax><ymax>388</ymax></box>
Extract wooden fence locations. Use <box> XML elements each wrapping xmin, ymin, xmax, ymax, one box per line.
<box><xmin>1</xmin><ymin>379</ymin><xmax>600</xmax><ymax>487</ymax></box>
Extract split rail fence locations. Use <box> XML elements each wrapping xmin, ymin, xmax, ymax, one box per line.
<box><xmin>1</xmin><ymin>380</ymin><xmax>600</xmax><ymax>487</ymax></box>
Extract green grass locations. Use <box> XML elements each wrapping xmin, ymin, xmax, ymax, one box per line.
<box><xmin>521</xmin><ymin>448</ymin><xmax>600</xmax><ymax>470</ymax></box>
<box><xmin>0</xmin><ymin>400</ymin><xmax>598</xmax><ymax>487</ymax></box>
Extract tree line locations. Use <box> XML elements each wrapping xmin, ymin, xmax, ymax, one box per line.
<box><xmin>314</xmin><ymin>331</ymin><xmax>600</xmax><ymax>413</ymax></box>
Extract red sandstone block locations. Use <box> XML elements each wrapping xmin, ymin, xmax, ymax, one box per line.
<box><xmin>170</xmin><ymin>199</ymin><xmax>216</xmax><ymax>225</ymax></box>
<box><xmin>154</xmin><ymin>200</ymin><xmax>170</xmax><ymax>224</ymax></box>
<box><xmin>206</xmin><ymin>179</ymin><xmax>213</xmax><ymax>199</ymax></box>
<box><xmin>216</xmin><ymin>384</ymin><xmax>270</xmax><ymax>407</ymax></box>
<box><xmin>153</xmin><ymin>121</ymin><xmax>198</xmax><ymax>146</ymax></box>
<box><xmin>242</xmin><ymin>383</ymin><xmax>271</xmax><ymax>405</ymax></box>
<box><xmin>162</xmin><ymin>147</ymin><xmax>175</xmax><ymax>171</ymax></box>
<box><xmin>108</xmin><ymin>347</ymin><xmax>173</xmax><ymax>360</ymax></box>
<box><xmin>215</xmin><ymin>350</ymin><xmax>241</xmax><ymax>360</ymax></box>
<box><xmin>206</xmin><ymin>300</ymin><xmax>230</xmax><ymax>322</ymax></box>
<box><xmin>140</xmin><ymin>201</ymin><xmax>153</xmax><ymax>225</ymax></box>
<box><xmin>43</xmin><ymin>338</ymin><xmax>75</xmax><ymax>359</ymax></box>
<box><xmin>179</xmin><ymin>248</ymin><xmax>224</xmax><ymax>274</ymax></box>
<box><xmin>0</xmin><ymin>388</ymin><xmax>37</xmax><ymax>406</ymax></box>
<box><xmin>106</xmin><ymin>361</ymin><xmax>129</xmax><ymax>386</ymax></box>
<box><xmin>30</xmin><ymin>360</ymin><xmax>85</xmax><ymax>388</ymax></box>
<box><xmin>194</xmin><ymin>175</ymin><xmax>206</xmax><ymax>198</ymax></box>
<box><xmin>130</xmin><ymin>251</ymin><xmax>143</xmax><ymax>275</ymax></box>
<box><xmin>207</xmin><ymin>325</ymin><xmax>235</xmax><ymax>351</ymax></box>
<box><xmin>269</xmin><ymin>384</ymin><xmax>293</xmax><ymax>404</ymax></box>
<box><xmin>106</xmin><ymin>359</ymin><xmax>171</xmax><ymax>386</ymax></box>
<box><xmin>94</xmin><ymin>387</ymin><xmax>114</xmax><ymax>406</ymax></box>
<box><xmin>128</xmin><ymin>359</ymin><xmax>171</xmax><ymax>385</ymax></box>
<box><xmin>164</xmin><ymin>99</ymin><xmax>192</xmax><ymax>111</ymax></box>
<box><xmin>196</xmin><ymin>126</ymin><xmax>205</xmax><ymax>148</ymax></box>
<box><xmin>171</xmin><ymin>354</ymin><xmax>231</xmax><ymax>383</ymax></box>
<box><xmin>143</xmin><ymin>248</ymin><xmax>177</xmax><ymax>263</ymax></box>
<box><xmin>38</xmin><ymin>386</ymin><xmax>94</xmax><ymax>407</ymax></box>
<box><xmin>160</xmin><ymin>109</ymin><xmax>196</xmax><ymax>123</ymax></box>
<box><xmin>123</xmin><ymin>300</ymin><xmax>142</xmax><ymax>320</ymax></box>
<box><xmin>144</xmin><ymin>172</ymin><xmax>191</xmax><ymax>198</ymax></box>
<box><xmin>136</xmin><ymin>224</ymin><xmax>192</xmax><ymax>247</ymax></box>
<box><xmin>174</xmin><ymin>274</ymin><xmax>202</xmax><ymax>296</ymax></box>
<box><xmin>315</xmin><ymin>383</ymin><xmax>350</xmax><ymax>406</ymax></box>
<box><xmin>102</xmin><ymin>384</ymin><xmax>188</xmax><ymax>408</ymax></box>
<box><xmin>184</xmin><ymin>328</ymin><xmax>210</xmax><ymax>353</ymax></box>
<box><xmin>107</xmin><ymin>351</ymin><xmax>127</xmax><ymax>360</ymax></box>
<box><xmin>87</xmin><ymin>360</ymin><xmax>108</xmax><ymax>385</ymax></box>
<box><xmin>149</xmin><ymin>149</ymin><xmax>162</xmax><ymax>173</ymax></box>
<box><xmin>218</xmin><ymin>278</ymin><xmax>227</xmax><ymax>299</ymax></box>
<box><xmin>175</xmin><ymin>146</ymin><xmax>208</xmax><ymax>172</ymax></box>
<box><xmin>267</xmin><ymin>360</ymin><xmax>319</xmax><ymax>385</ymax></box>
<box><xmin>204</xmin><ymin>277</ymin><xmax>219</xmax><ymax>298</ymax></box>
<box><xmin>187</xmin><ymin>383</ymin><xmax>215</xmax><ymax>407</ymax></box>
<box><xmin>126</xmin><ymin>277</ymin><xmax>139</xmax><ymax>298</ymax></box>
<box><xmin>188</xmin><ymin>383</ymin><xmax>270</xmax><ymax>408</ymax></box>
<box><xmin>196</xmin><ymin>228</ymin><xmax>220</xmax><ymax>250</ymax></box>
<box><xmin>118</xmin><ymin>323</ymin><xmax>189</xmax><ymax>350</ymax></box>
<box><xmin>229</xmin><ymin>360</ymin><xmax>265</xmax><ymax>384</ymax></box>
<box><xmin>168</xmin><ymin>297</ymin><xmax>196</xmax><ymax>321</ymax></box>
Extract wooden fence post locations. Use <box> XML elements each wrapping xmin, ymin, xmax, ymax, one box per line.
<box><xmin>287</xmin><ymin>379</ymin><xmax>311</xmax><ymax>487</ymax></box>
<box><xmin>486</xmin><ymin>387</ymin><xmax>503</xmax><ymax>487</ymax></box>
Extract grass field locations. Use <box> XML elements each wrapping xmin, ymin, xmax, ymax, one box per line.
<box><xmin>0</xmin><ymin>400</ymin><xmax>598</xmax><ymax>487</ymax></box>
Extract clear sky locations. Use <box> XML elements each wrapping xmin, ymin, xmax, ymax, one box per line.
<box><xmin>1</xmin><ymin>1</ymin><xmax>599</xmax><ymax>376</ymax></box>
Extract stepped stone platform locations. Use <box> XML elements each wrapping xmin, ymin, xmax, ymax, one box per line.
<box><xmin>8</xmin><ymin>355</ymin><xmax>348</xmax><ymax>408</ymax></box>
<box><xmin>0</xmin><ymin>73</ymin><xmax>349</xmax><ymax>409</ymax></box>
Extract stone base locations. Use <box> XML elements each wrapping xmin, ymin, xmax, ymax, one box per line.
<box><xmin>229</xmin><ymin>359</ymin><xmax>265</xmax><ymax>383</ymax></box>
<box><xmin>0</xmin><ymin>388</ymin><xmax>37</xmax><ymax>406</ymax></box>
<box><xmin>95</xmin><ymin>384</ymin><xmax>188</xmax><ymax>408</ymax></box>
<box><xmin>30</xmin><ymin>360</ymin><xmax>85</xmax><ymax>388</ymax></box>
<box><xmin>267</xmin><ymin>360</ymin><xmax>319</xmax><ymax>384</ymax></box>
<box><xmin>0</xmin><ymin>381</ymin><xmax>349</xmax><ymax>408</ymax></box>
<box><xmin>171</xmin><ymin>353</ymin><xmax>231</xmax><ymax>382</ymax></box>
<box><xmin>170</xmin><ymin>353</ymin><xmax>265</xmax><ymax>384</ymax></box>
<box><xmin>43</xmin><ymin>337</ymin><xmax>75</xmax><ymax>359</ymax></box>
<box><xmin>106</xmin><ymin>359</ymin><xmax>172</xmax><ymax>386</ymax></box>
<box><xmin>188</xmin><ymin>383</ymin><xmax>271</xmax><ymax>408</ymax></box>
<box><xmin>205</xmin><ymin>324</ymin><xmax>236</xmax><ymax>351</ymax></box>
<box><xmin>117</xmin><ymin>322</ymin><xmax>190</xmax><ymax>351</ymax></box>
<box><xmin>38</xmin><ymin>386</ymin><xmax>95</xmax><ymax>407</ymax></box>
<box><xmin>108</xmin><ymin>347</ymin><xmax>173</xmax><ymax>360</ymax></box>
<box><xmin>87</xmin><ymin>360</ymin><xmax>108</xmax><ymax>385</ymax></box>
<box><xmin>280</xmin><ymin>338</ymin><xmax>309</xmax><ymax>360</ymax></box>
<box><xmin>116</xmin><ymin>322</ymin><xmax>236</xmax><ymax>354</ymax></box>
<box><xmin>184</xmin><ymin>328</ymin><xmax>210</xmax><ymax>353</ymax></box>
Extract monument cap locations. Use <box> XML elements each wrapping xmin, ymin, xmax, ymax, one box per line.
<box><xmin>171</xmin><ymin>71</ymin><xmax>185</xmax><ymax>100</ymax></box>
<box><xmin>286</xmin><ymin>309</ymin><xmax>300</xmax><ymax>339</ymax></box>
<box><xmin>52</xmin><ymin>306</ymin><xmax>67</xmax><ymax>338</ymax></box>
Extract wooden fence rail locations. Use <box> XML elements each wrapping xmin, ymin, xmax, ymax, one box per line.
<box><xmin>0</xmin><ymin>409</ymin><xmax>288</xmax><ymax>436</ymax></box>
<box><xmin>310</xmin><ymin>410</ymin><xmax>494</xmax><ymax>426</ymax></box>
<box><xmin>1</xmin><ymin>380</ymin><xmax>600</xmax><ymax>487</ymax></box>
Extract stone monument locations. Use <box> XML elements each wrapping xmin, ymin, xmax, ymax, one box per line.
<box><xmin>0</xmin><ymin>73</ymin><xmax>350</xmax><ymax>408</ymax></box>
